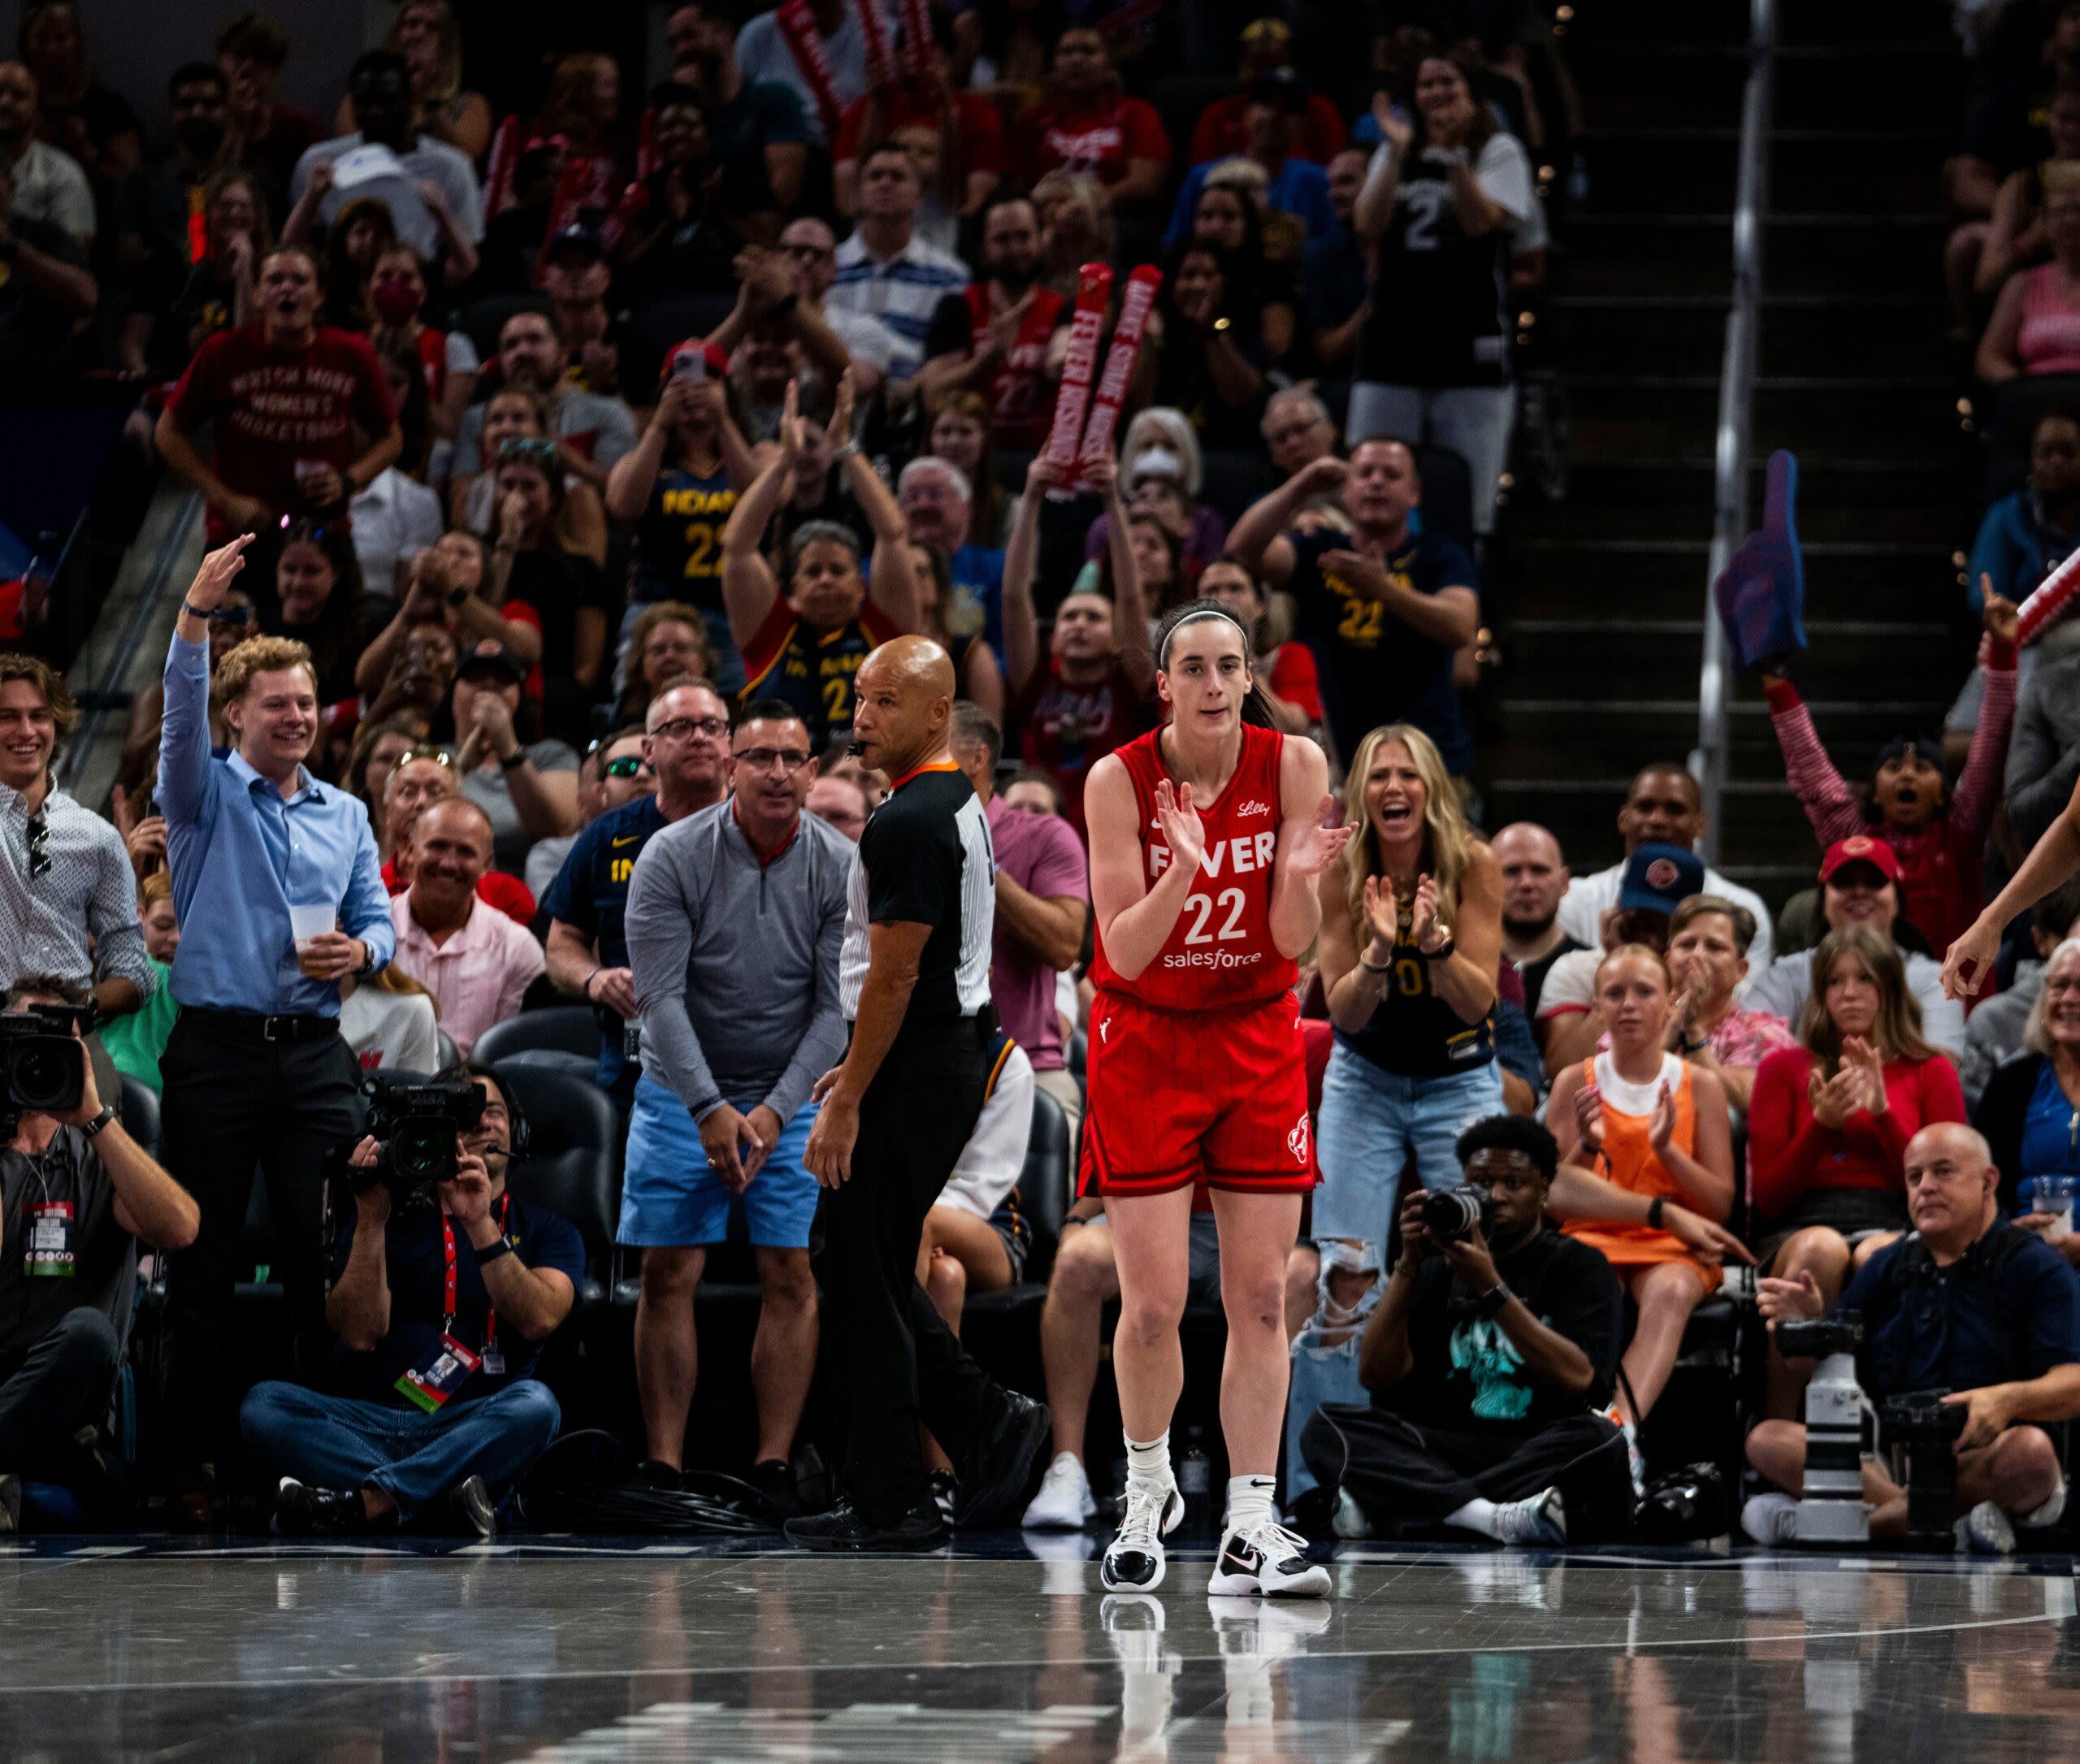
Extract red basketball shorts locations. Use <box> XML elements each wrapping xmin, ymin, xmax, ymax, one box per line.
<box><xmin>1079</xmin><ymin>990</ymin><xmax>1318</xmax><ymax>1197</ymax></box>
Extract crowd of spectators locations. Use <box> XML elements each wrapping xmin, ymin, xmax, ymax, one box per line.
<box><xmin>5</xmin><ymin>0</ymin><xmax>2080</xmax><ymax>1555</ymax></box>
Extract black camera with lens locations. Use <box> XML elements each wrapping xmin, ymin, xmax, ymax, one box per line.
<box><xmin>1777</xmin><ymin>1316</ymin><xmax>1865</xmax><ymax>1359</ymax></box>
<box><xmin>1880</xmin><ymin>1389</ymin><xmax>1968</xmax><ymax>1549</ymax></box>
<box><xmin>1421</xmin><ymin>1183</ymin><xmax>1497</xmax><ymax>1243</ymax></box>
<box><xmin>362</xmin><ymin>1080</ymin><xmax>485</xmax><ymax>1193</ymax></box>
<box><xmin>0</xmin><ymin>1008</ymin><xmax>86</xmax><ymax>1123</ymax></box>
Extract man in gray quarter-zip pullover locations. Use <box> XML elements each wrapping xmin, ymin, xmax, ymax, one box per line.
<box><xmin>622</xmin><ymin>700</ymin><xmax>850</xmax><ymax>1510</ymax></box>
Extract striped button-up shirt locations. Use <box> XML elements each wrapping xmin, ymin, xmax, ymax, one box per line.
<box><xmin>826</xmin><ymin>230</ymin><xmax>970</xmax><ymax>378</ymax></box>
<box><xmin>0</xmin><ymin>779</ymin><xmax>154</xmax><ymax>1000</ymax></box>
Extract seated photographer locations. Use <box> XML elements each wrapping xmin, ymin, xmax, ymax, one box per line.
<box><xmin>1744</xmin><ymin>1122</ymin><xmax>2080</xmax><ymax>1554</ymax></box>
<box><xmin>240</xmin><ymin>1063</ymin><xmax>581</xmax><ymax>1536</ymax></box>
<box><xmin>0</xmin><ymin>976</ymin><xmax>199</xmax><ymax>1530</ymax></box>
<box><xmin>1296</xmin><ymin>1115</ymin><xmax>1634</xmax><ymax>1548</ymax></box>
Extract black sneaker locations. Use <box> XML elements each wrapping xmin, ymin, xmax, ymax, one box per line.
<box><xmin>929</xmin><ymin>1467</ymin><xmax>960</xmax><ymax>1526</ymax></box>
<box><xmin>784</xmin><ymin>1497</ymin><xmax>949</xmax><ymax>1552</ymax></box>
<box><xmin>449</xmin><ymin>1476</ymin><xmax>496</xmax><ymax>1539</ymax></box>
<box><xmin>749</xmin><ymin>1458</ymin><xmax>800</xmax><ymax>1519</ymax></box>
<box><xmin>271</xmin><ymin>1477</ymin><xmax>366</xmax><ymax>1537</ymax></box>
<box><xmin>956</xmin><ymin>1393</ymin><xmax>1051</xmax><ymax>1525</ymax></box>
<box><xmin>629</xmin><ymin>1458</ymin><xmax>683</xmax><ymax>1491</ymax></box>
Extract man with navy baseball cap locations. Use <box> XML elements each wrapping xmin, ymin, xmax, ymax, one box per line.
<box><xmin>1534</xmin><ymin>843</ymin><xmax>1704</xmax><ymax>1077</ymax></box>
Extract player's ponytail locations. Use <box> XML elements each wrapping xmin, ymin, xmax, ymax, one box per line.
<box><xmin>1154</xmin><ymin>598</ymin><xmax>1278</xmax><ymax>728</ymax></box>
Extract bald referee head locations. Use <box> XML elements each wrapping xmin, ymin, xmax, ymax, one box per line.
<box><xmin>850</xmin><ymin>635</ymin><xmax>956</xmax><ymax>778</ymax></box>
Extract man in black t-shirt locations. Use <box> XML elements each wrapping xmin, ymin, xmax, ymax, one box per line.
<box><xmin>1227</xmin><ymin>443</ymin><xmax>1480</xmax><ymax>774</ymax></box>
<box><xmin>1299</xmin><ymin>1115</ymin><xmax>1634</xmax><ymax>1545</ymax></box>
<box><xmin>791</xmin><ymin>636</ymin><xmax>1048</xmax><ymax>1551</ymax></box>
<box><xmin>0</xmin><ymin>977</ymin><xmax>199</xmax><ymax>1530</ymax></box>
<box><xmin>240</xmin><ymin>1064</ymin><xmax>583</xmax><ymax>1537</ymax></box>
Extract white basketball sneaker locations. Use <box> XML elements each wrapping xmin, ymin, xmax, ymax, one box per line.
<box><xmin>1207</xmin><ymin>1515</ymin><xmax>1332</xmax><ymax>1598</ymax></box>
<box><xmin>1100</xmin><ymin>1478</ymin><xmax>1185</xmax><ymax>1592</ymax></box>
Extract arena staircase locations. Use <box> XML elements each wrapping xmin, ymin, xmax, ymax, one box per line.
<box><xmin>1485</xmin><ymin>0</ymin><xmax>1974</xmax><ymax>917</ymax></box>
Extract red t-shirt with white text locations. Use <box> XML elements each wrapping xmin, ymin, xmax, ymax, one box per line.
<box><xmin>1016</xmin><ymin>95</ymin><xmax>1170</xmax><ymax>187</ymax></box>
<box><xmin>165</xmin><ymin>323</ymin><xmax>398</xmax><ymax>541</ymax></box>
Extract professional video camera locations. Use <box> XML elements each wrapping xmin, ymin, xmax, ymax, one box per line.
<box><xmin>1420</xmin><ymin>1184</ymin><xmax>1497</xmax><ymax>1243</ymax></box>
<box><xmin>1777</xmin><ymin>1313</ymin><xmax>1870</xmax><ymax>1544</ymax></box>
<box><xmin>0</xmin><ymin>1006</ymin><xmax>88</xmax><ymax>1122</ymax></box>
<box><xmin>361</xmin><ymin>1080</ymin><xmax>485</xmax><ymax>1193</ymax></box>
<box><xmin>1879</xmin><ymin>1389</ymin><xmax>1969</xmax><ymax>1550</ymax></box>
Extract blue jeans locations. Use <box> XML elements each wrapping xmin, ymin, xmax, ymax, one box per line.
<box><xmin>1286</xmin><ymin>1048</ymin><xmax>1505</xmax><ymax>1497</ymax></box>
<box><xmin>240</xmin><ymin>1379</ymin><xmax>561</xmax><ymax>1523</ymax></box>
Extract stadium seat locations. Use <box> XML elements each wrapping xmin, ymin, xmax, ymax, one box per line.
<box><xmin>494</xmin><ymin>1061</ymin><xmax>622</xmax><ymax>1310</ymax></box>
<box><xmin>117</xmin><ymin>1076</ymin><xmax>159</xmax><ymax>1159</ymax></box>
<box><xmin>474</xmin><ymin>1007</ymin><xmax>601</xmax><ymax>1067</ymax></box>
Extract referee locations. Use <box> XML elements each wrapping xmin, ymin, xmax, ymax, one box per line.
<box><xmin>157</xmin><ymin>536</ymin><xmax>395</xmax><ymax>1522</ymax></box>
<box><xmin>793</xmin><ymin>636</ymin><xmax>1048</xmax><ymax>1549</ymax></box>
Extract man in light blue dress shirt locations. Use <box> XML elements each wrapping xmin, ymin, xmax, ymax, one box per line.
<box><xmin>155</xmin><ymin>536</ymin><xmax>396</xmax><ymax>1515</ymax></box>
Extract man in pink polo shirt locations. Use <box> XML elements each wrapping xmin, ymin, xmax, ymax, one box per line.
<box><xmin>388</xmin><ymin>798</ymin><xmax>546</xmax><ymax>1055</ymax></box>
<box><xmin>949</xmin><ymin>702</ymin><xmax>1088</xmax><ymax>1130</ymax></box>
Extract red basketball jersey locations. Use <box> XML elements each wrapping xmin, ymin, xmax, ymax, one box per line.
<box><xmin>1090</xmin><ymin>723</ymin><xmax>1297</xmax><ymax>1012</ymax></box>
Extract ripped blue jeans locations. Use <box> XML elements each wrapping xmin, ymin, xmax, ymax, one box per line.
<box><xmin>1286</xmin><ymin>1049</ymin><xmax>1506</xmax><ymax>1497</ymax></box>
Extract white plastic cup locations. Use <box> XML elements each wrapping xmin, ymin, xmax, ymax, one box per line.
<box><xmin>2040</xmin><ymin>1177</ymin><xmax>2074</xmax><ymax>1242</ymax></box>
<box><xmin>290</xmin><ymin>903</ymin><xmax>338</xmax><ymax>975</ymax></box>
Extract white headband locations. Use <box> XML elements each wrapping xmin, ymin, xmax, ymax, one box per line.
<box><xmin>1159</xmin><ymin>606</ymin><xmax>1250</xmax><ymax>670</ymax></box>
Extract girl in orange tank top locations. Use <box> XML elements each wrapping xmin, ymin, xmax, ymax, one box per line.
<box><xmin>1547</xmin><ymin>944</ymin><xmax>1736</xmax><ymax>1448</ymax></box>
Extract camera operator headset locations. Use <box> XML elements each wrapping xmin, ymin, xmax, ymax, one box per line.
<box><xmin>329</xmin><ymin>1067</ymin><xmax>574</xmax><ymax>1394</ymax></box>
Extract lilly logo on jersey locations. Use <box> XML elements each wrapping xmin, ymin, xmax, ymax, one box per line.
<box><xmin>1148</xmin><ymin>829</ymin><xmax>1278</xmax><ymax>878</ymax></box>
<box><xmin>1235</xmin><ymin>800</ymin><xmax>1272</xmax><ymax>818</ymax></box>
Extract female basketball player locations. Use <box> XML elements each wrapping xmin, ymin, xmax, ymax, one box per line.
<box><xmin>1082</xmin><ymin>599</ymin><xmax>1351</xmax><ymax>1597</ymax></box>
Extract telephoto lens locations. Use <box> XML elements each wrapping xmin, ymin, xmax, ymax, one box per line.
<box><xmin>1419</xmin><ymin>1185</ymin><xmax>1493</xmax><ymax>1242</ymax></box>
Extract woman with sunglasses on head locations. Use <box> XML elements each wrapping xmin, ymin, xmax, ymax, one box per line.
<box><xmin>613</xmin><ymin>602</ymin><xmax>719</xmax><ymax>730</ymax></box>
<box><xmin>1081</xmin><ymin>596</ymin><xmax>1350</xmax><ymax>1598</ymax></box>
<box><xmin>448</xmin><ymin>385</ymin><xmax>610</xmax><ymax>566</ymax></box>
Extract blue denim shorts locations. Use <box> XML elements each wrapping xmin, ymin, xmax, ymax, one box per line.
<box><xmin>619</xmin><ymin>1075</ymin><xmax>819</xmax><ymax>1248</ymax></box>
<box><xmin>1310</xmin><ymin>1044</ymin><xmax>1506</xmax><ymax>1259</ymax></box>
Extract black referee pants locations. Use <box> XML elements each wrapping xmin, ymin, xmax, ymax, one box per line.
<box><xmin>1301</xmin><ymin>1403</ymin><xmax>1636</xmax><ymax>1542</ymax></box>
<box><xmin>159</xmin><ymin>1014</ymin><xmax>363</xmax><ymax>1463</ymax></box>
<box><xmin>821</xmin><ymin>1016</ymin><xmax>1003</xmax><ymax>1525</ymax></box>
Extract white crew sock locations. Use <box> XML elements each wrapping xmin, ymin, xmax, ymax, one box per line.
<box><xmin>1445</xmin><ymin>1497</ymin><xmax>1502</xmax><ymax>1539</ymax></box>
<box><xmin>1124</xmin><ymin>1430</ymin><xmax>1172</xmax><ymax>1489</ymax></box>
<box><xmin>1227</xmin><ymin>1474</ymin><xmax>1276</xmax><ymax>1536</ymax></box>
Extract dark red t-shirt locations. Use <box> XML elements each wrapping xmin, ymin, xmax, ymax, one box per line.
<box><xmin>1012</xmin><ymin>657</ymin><xmax>1155</xmax><ymax>839</ymax></box>
<box><xmin>165</xmin><ymin>323</ymin><xmax>398</xmax><ymax>541</ymax></box>
<box><xmin>1016</xmin><ymin>95</ymin><xmax>1171</xmax><ymax>187</ymax></box>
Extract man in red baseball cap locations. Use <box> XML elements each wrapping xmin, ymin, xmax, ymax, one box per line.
<box><xmin>1737</xmin><ymin>836</ymin><xmax>1965</xmax><ymax>1054</ymax></box>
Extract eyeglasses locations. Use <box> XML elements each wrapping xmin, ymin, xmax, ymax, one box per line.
<box><xmin>603</xmin><ymin>756</ymin><xmax>649</xmax><ymax>779</ymax></box>
<box><xmin>401</xmin><ymin>744</ymin><xmax>454</xmax><ymax>767</ymax></box>
<box><xmin>652</xmin><ymin>716</ymin><xmax>728</xmax><ymax>742</ymax></box>
<box><xmin>733</xmin><ymin>746</ymin><xmax>812</xmax><ymax>772</ymax></box>
<box><xmin>24</xmin><ymin>814</ymin><xmax>49</xmax><ymax>879</ymax></box>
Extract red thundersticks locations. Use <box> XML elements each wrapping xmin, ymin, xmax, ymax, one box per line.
<box><xmin>1076</xmin><ymin>264</ymin><xmax>1163</xmax><ymax>479</ymax></box>
<box><xmin>2017</xmin><ymin>547</ymin><xmax>2080</xmax><ymax>645</ymax></box>
<box><xmin>1041</xmin><ymin>262</ymin><xmax>1115</xmax><ymax>474</ymax></box>
<box><xmin>899</xmin><ymin>0</ymin><xmax>934</xmax><ymax>78</ymax></box>
<box><xmin>775</xmin><ymin>0</ymin><xmax>844</xmax><ymax>141</ymax></box>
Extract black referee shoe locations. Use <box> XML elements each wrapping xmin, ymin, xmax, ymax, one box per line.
<box><xmin>784</xmin><ymin>1497</ymin><xmax>949</xmax><ymax>1552</ymax></box>
<box><xmin>957</xmin><ymin>1393</ymin><xmax>1051</xmax><ymax>1526</ymax></box>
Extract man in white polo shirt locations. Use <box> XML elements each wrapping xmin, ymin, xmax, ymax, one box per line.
<box><xmin>826</xmin><ymin>142</ymin><xmax>969</xmax><ymax>381</ymax></box>
<box><xmin>1554</xmin><ymin>762</ymin><xmax>1774</xmax><ymax>970</ymax></box>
